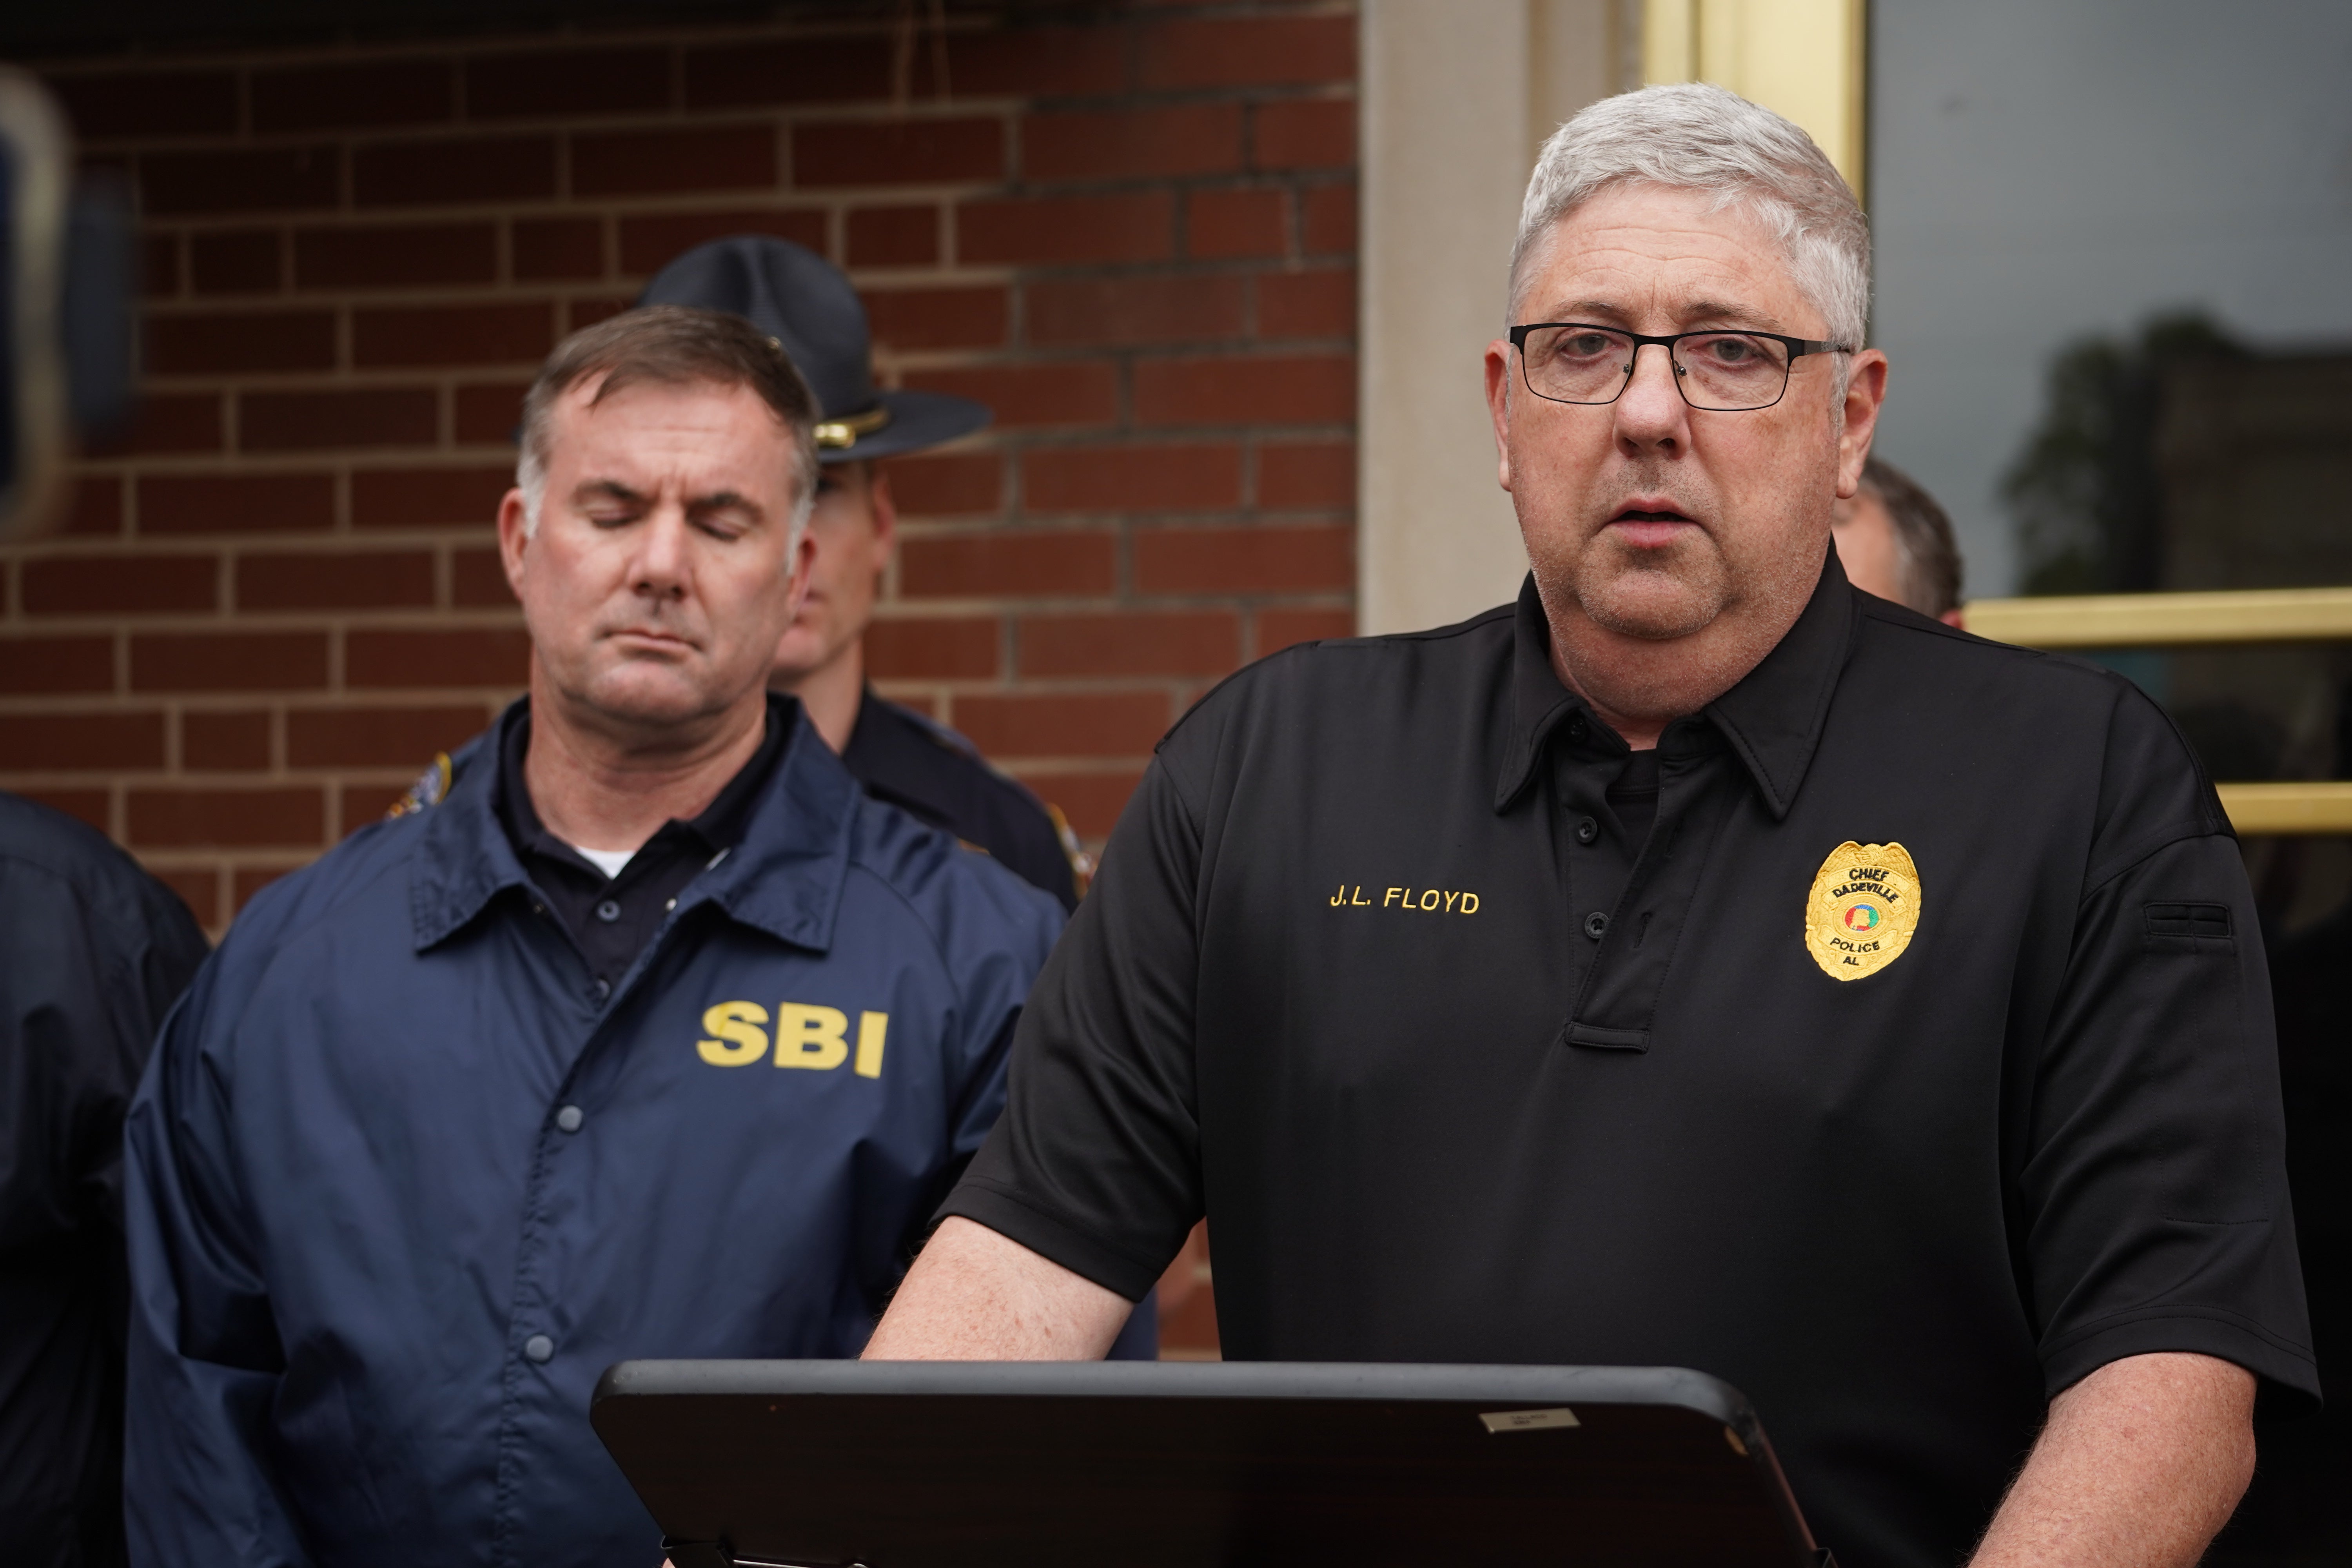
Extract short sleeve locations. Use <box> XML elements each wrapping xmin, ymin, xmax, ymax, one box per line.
<box><xmin>938</xmin><ymin>751</ymin><xmax>1209</xmax><ymax>1301</ymax></box>
<box><xmin>2021</xmin><ymin>687</ymin><xmax>2317</xmax><ymax>1407</ymax></box>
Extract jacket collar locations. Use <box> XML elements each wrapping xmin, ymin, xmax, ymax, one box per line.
<box><xmin>411</xmin><ymin>695</ymin><xmax>861</xmax><ymax>954</ymax></box>
<box><xmin>1494</xmin><ymin>547</ymin><xmax>1857</xmax><ymax>819</ymax></box>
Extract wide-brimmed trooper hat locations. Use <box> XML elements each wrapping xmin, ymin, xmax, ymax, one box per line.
<box><xmin>637</xmin><ymin>236</ymin><xmax>989</xmax><ymax>463</ymax></box>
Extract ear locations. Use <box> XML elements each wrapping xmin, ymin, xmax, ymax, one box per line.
<box><xmin>496</xmin><ymin>488</ymin><xmax>532</xmax><ymax>599</ymax></box>
<box><xmin>783</xmin><ymin>527</ymin><xmax>817</xmax><ymax>622</ymax></box>
<box><xmin>1483</xmin><ymin>339</ymin><xmax>1516</xmax><ymax>492</ymax></box>
<box><xmin>1835</xmin><ymin>348</ymin><xmax>1890</xmax><ymax>500</ymax></box>
<box><xmin>865</xmin><ymin>463</ymin><xmax>899</xmax><ymax>558</ymax></box>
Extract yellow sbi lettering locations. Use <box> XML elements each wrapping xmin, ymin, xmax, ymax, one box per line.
<box><xmin>775</xmin><ymin>1004</ymin><xmax>851</xmax><ymax>1069</ymax></box>
<box><xmin>854</xmin><ymin>1011</ymin><xmax>889</xmax><ymax>1078</ymax></box>
<box><xmin>697</xmin><ymin>1001</ymin><xmax>769</xmax><ymax>1067</ymax></box>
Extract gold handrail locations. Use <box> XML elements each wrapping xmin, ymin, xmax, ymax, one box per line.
<box><xmin>2216</xmin><ymin>783</ymin><xmax>2352</xmax><ymax>836</ymax></box>
<box><xmin>1960</xmin><ymin>586</ymin><xmax>2352</xmax><ymax>835</ymax></box>
<box><xmin>1962</xmin><ymin>586</ymin><xmax>2352</xmax><ymax>648</ymax></box>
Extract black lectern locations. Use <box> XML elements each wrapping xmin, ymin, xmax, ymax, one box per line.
<box><xmin>592</xmin><ymin>1361</ymin><xmax>1829</xmax><ymax>1568</ymax></box>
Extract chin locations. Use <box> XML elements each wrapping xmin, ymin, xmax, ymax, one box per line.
<box><xmin>1579</xmin><ymin>572</ymin><xmax>1725</xmax><ymax>642</ymax></box>
<box><xmin>769</xmin><ymin>638</ymin><xmax>826</xmax><ymax>681</ymax></box>
<box><xmin>579</xmin><ymin>667</ymin><xmax>733</xmax><ymax>729</ymax></box>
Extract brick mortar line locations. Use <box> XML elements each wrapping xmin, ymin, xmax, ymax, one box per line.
<box><xmin>127</xmin><ymin>365</ymin><xmax>1361</xmax><ymax>401</ymax></box>
<box><xmin>65</xmin><ymin>86</ymin><xmax>1357</xmax><ymax>154</ymax></box>
<box><xmin>0</xmin><ymin>704</ymin><xmax>520</xmax><ymax>728</ymax></box>
<box><xmin>138</xmin><ymin>181</ymin><xmax>1352</xmax><ymax>237</ymax></box>
<box><xmin>32</xmin><ymin>12</ymin><xmax>1129</xmax><ymax>81</ymax></box>
<box><xmin>125</xmin><ymin>164</ymin><xmax>1346</xmax><ymax>212</ymax></box>
<box><xmin>8</xmin><ymin>613</ymin><xmax>528</xmax><ymax>632</ymax></box>
<box><xmin>4</xmin><ymin>534</ymin><xmax>508</xmax><ymax>556</ymax></box>
<box><xmin>143</xmin><ymin>258</ymin><xmax>1363</xmax><ymax>298</ymax></box>
<box><xmin>152</xmin><ymin>247</ymin><xmax>1362</xmax><ymax>295</ymax></box>
<box><xmin>130</xmin><ymin>333</ymin><xmax>1363</xmax><ymax>376</ymax></box>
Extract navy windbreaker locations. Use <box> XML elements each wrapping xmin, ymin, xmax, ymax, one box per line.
<box><xmin>122</xmin><ymin>704</ymin><xmax>1063</xmax><ymax>1566</ymax></box>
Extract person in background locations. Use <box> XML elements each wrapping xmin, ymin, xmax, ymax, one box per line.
<box><xmin>639</xmin><ymin>237</ymin><xmax>1091</xmax><ymax>913</ymax></box>
<box><xmin>639</xmin><ymin>237</ymin><xmax>1158</xmax><ymax>1360</ymax></box>
<box><xmin>0</xmin><ymin>793</ymin><xmax>208</xmax><ymax>1568</ymax></box>
<box><xmin>124</xmin><ymin>308</ymin><xmax>1067</xmax><ymax>1565</ymax></box>
<box><xmin>1831</xmin><ymin>454</ymin><xmax>1965</xmax><ymax>624</ymax></box>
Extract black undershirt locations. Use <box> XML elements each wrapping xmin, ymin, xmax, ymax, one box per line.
<box><xmin>1608</xmin><ymin>748</ymin><xmax>1662</xmax><ymax>849</ymax></box>
<box><xmin>494</xmin><ymin>698</ymin><xmax>792</xmax><ymax>988</ymax></box>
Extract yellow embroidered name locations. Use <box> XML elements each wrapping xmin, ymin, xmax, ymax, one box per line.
<box><xmin>697</xmin><ymin>1001</ymin><xmax>889</xmax><ymax>1076</ymax></box>
<box><xmin>1328</xmin><ymin>883</ymin><xmax>1481</xmax><ymax>914</ymax></box>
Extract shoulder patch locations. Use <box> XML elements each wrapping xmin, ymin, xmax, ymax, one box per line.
<box><xmin>1047</xmin><ymin>802</ymin><xmax>1095</xmax><ymax>900</ymax></box>
<box><xmin>386</xmin><ymin>752</ymin><xmax>455</xmax><ymax>819</ymax></box>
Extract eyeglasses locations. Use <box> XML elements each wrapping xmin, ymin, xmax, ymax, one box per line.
<box><xmin>1508</xmin><ymin>323</ymin><xmax>1849</xmax><ymax>412</ymax></box>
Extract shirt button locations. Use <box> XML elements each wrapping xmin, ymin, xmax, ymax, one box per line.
<box><xmin>555</xmin><ymin>1105</ymin><xmax>584</xmax><ymax>1134</ymax></box>
<box><xmin>591</xmin><ymin>978</ymin><xmax>611</xmax><ymax>1003</ymax></box>
<box><xmin>1566</xmin><ymin>715</ymin><xmax>1588</xmax><ymax>741</ymax></box>
<box><xmin>524</xmin><ymin>1335</ymin><xmax>554</xmax><ymax>1363</ymax></box>
<box><xmin>1575</xmin><ymin>816</ymin><xmax>1599</xmax><ymax>845</ymax></box>
<box><xmin>594</xmin><ymin>898</ymin><xmax>621</xmax><ymax>923</ymax></box>
<box><xmin>1583</xmin><ymin>911</ymin><xmax>1610</xmax><ymax>940</ymax></box>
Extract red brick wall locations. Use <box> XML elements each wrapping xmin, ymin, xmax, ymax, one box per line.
<box><xmin>0</xmin><ymin>2</ymin><xmax>1359</xmax><ymax>937</ymax></box>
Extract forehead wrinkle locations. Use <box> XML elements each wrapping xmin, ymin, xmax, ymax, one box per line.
<box><xmin>1526</xmin><ymin>294</ymin><xmax>1792</xmax><ymax>337</ymax></box>
<box><xmin>1530</xmin><ymin>191</ymin><xmax>1821</xmax><ymax>336</ymax></box>
<box><xmin>1679</xmin><ymin>298</ymin><xmax>1792</xmax><ymax>332</ymax></box>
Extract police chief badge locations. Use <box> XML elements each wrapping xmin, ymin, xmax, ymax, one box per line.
<box><xmin>1804</xmin><ymin>841</ymin><xmax>1922</xmax><ymax>981</ymax></box>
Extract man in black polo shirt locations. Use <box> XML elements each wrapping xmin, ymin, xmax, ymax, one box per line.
<box><xmin>866</xmin><ymin>83</ymin><xmax>2316</xmax><ymax>1568</ymax></box>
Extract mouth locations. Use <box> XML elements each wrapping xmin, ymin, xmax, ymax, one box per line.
<box><xmin>1607</xmin><ymin>504</ymin><xmax>1701</xmax><ymax>549</ymax></box>
<box><xmin>605</xmin><ymin>627</ymin><xmax>699</xmax><ymax>656</ymax></box>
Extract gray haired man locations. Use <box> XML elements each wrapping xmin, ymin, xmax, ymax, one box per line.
<box><xmin>866</xmin><ymin>85</ymin><xmax>2313</xmax><ymax>1568</ymax></box>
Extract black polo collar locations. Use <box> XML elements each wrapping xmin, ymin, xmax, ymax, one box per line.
<box><xmin>1494</xmin><ymin>544</ymin><xmax>1855</xmax><ymax>818</ymax></box>
<box><xmin>410</xmin><ymin>693</ymin><xmax>860</xmax><ymax>956</ymax></box>
<box><xmin>491</xmin><ymin>692</ymin><xmax>790</xmax><ymax>878</ymax></box>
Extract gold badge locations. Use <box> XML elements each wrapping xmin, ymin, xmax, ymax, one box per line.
<box><xmin>1804</xmin><ymin>842</ymin><xmax>1922</xmax><ymax>981</ymax></box>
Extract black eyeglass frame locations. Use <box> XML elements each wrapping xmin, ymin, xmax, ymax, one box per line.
<box><xmin>1506</xmin><ymin>322</ymin><xmax>1851</xmax><ymax>412</ymax></box>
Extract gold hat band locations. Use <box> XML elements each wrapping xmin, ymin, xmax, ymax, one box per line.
<box><xmin>813</xmin><ymin>405</ymin><xmax>892</xmax><ymax>449</ymax></box>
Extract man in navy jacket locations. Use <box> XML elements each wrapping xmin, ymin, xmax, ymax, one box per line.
<box><xmin>123</xmin><ymin>306</ymin><xmax>1063</xmax><ymax>1566</ymax></box>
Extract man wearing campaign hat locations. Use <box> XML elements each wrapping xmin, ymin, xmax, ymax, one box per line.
<box><xmin>638</xmin><ymin>237</ymin><xmax>1157</xmax><ymax>1362</ymax></box>
<box><xmin>640</xmin><ymin>237</ymin><xmax>1088</xmax><ymax>914</ymax></box>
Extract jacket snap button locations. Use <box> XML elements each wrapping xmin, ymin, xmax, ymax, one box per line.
<box><xmin>523</xmin><ymin>1335</ymin><xmax>554</xmax><ymax>1363</ymax></box>
<box><xmin>1575</xmin><ymin>816</ymin><xmax>1599</xmax><ymax>844</ymax></box>
<box><xmin>594</xmin><ymin>899</ymin><xmax>621</xmax><ymax>922</ymax></box>
<box><xmin>555</xmin><ymin>1105</ymin><xmax>584</xmax><ymax>1134</ymax></box>
<box><xmin>1583</xmin><ymin>911</ymin><xmax>1610</xmax><ymax>940</ymax></box>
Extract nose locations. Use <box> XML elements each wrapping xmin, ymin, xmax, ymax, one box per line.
<box><xmin>1611</xmin><ymin>341</ymin><xmax>1690</xmax><ymax>454</ymax></box>
<box><xmin>631</xmin><ymin>503</ymin><xmax>692</xmax><ymax>603</ymax></box>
